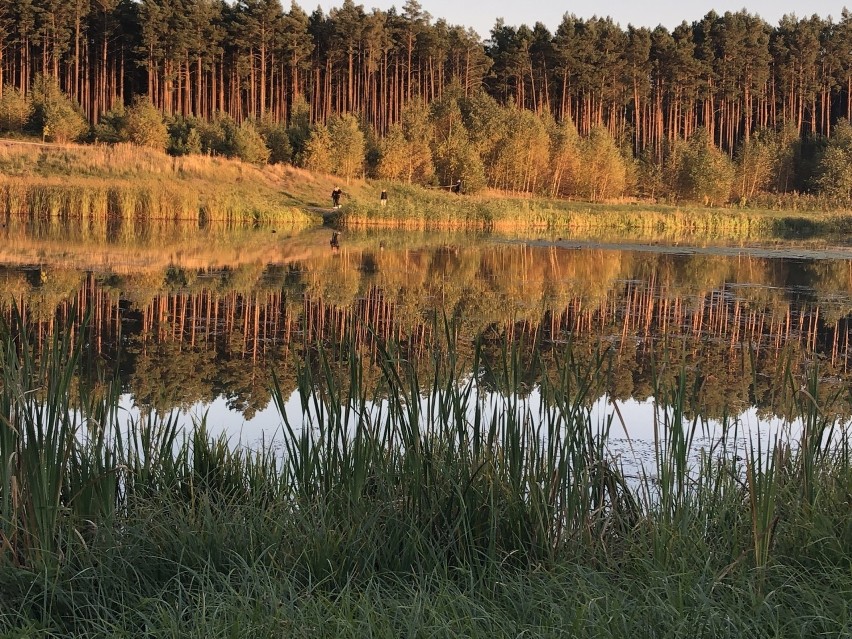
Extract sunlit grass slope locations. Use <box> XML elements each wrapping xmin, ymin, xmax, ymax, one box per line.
<box><xmin>0</xmin><ymin>141</ymin><xmax>328</xmax><ymax>224</ymax></box>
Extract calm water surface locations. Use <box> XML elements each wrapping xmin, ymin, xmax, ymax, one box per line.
<box><xmin>2</xmin><ymin>219</ymin><xmax>851</xmax><ymax>450</ymax></box>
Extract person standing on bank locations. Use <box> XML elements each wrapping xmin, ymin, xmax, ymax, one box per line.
<box><xmin>380</xmin><ymin>190</ymin><xmax>388</xmax><ymax>206</ymax></box>
<box><xmin>331</xmin><ymin>187</ymin><xmax>343</xmax><ymax>208</ymax></box>
<box><xmin>451</xmin><ymin>179</ymin><xmax>462</xmax><ymax>194</ymax></box>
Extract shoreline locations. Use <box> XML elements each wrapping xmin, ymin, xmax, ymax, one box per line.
<box><xmin>3</xmin><ymin>139</ymin><xmax>852</xmax><ymax>244</ymax></box>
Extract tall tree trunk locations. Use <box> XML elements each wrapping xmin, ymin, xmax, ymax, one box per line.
<box><xmin>197</xmin><ymin>56</ymin><xmax>202</xmax><ymax>116</ymax></box>
<box><xmin>260</xmin><ymin>41</ymin><xmax>267</xmax><ymax>117</ymax></box>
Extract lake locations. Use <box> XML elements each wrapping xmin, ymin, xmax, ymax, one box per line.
<box><xmin>1</xmin><ymin>218</ymin><xmax>851</xmax><ymax>452</ymax></box>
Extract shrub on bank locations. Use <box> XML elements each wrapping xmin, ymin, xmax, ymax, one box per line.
<box><xmin>232</xmin><ymin>120</ymin><xmax>271</xmax><ymax>165</ymax></box>
<box><xmin>0</xmin><ymin>85</ymin><xmax>32</xmax><ymax>133</ymax></box>
<box><xmin>125</xmin><ymin>97</ymin><xmax>169</xmax><ymax>150</ymax></box>
<box><xmin>29</xmin><ymin>75</ymin><xmax>88</xmax><ymax>143</ymax></box>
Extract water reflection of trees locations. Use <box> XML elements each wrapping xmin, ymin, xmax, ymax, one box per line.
<box><xmin>1</xmin><ymin>243</ymin><xmax>850</xmax><ymax>421</ymax></box>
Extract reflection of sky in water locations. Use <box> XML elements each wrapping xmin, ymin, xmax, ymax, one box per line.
<box><xmin>118</xmin><ymin>383</ymin><xmax>826</xmax><ymax>476</ymax></box>
<box><xmin>8</xmin><ymin>228</ymin><xmax>852</xmax><ymax>463</ymax></box>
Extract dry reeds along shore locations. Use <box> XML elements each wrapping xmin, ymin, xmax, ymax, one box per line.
<box><xmin>1</xmin><ymin>306</ymin><xmax>852</xmax><ymax>636</ymax></box>
<box><xmin>0</xmin><ymin>141</ymin><xmax>318</xmax><ymax>225</ymax></box>
<box><xmin>340</xmin><ymin>182</ymin><xmax>852</xmax><ymax>239</ymax></box>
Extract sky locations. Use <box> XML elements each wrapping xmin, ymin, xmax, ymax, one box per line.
<box><xmin>311</xmin><ymin>0</ymin><xmax>848</xmax><ymax>38</ymax></box>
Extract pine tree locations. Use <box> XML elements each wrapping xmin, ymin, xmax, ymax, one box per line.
<box><xmin>94</xmin><ymin>104</ymin><xmax>128</xmax><ymax>143</ymax></box>
<box><xmin>286</xmin><ymin>94</ymin><xmax>311</xmax><ymax>161</ymax></box>
<box><xmin>281</xmin><ymin>2</ymin><xmax>313</xmax><ymax>106</ymax></box>
<box><xmin>235</xmin><ymin>0</ymin><xmax>285</xmax><ymax>118</ymax></box>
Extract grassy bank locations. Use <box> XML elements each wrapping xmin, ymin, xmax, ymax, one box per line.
<box><xmin>0</xmin><ymin>141</ymin><xmax>320</xmax><ymax>225</ymax></box>
<box><xmin>337</xmin><ymin>182</ymin><xmax>852</xmax><ymax>240</ymax></box>
<box><xmin>4</xmin><ymin>140</ymin><xmax>852</xmax><ymax>242</ymax></box>
<box><xmin>1</xmin><ymin>312</ymin><xmax>851</xmax><ymax>636</ymax></box>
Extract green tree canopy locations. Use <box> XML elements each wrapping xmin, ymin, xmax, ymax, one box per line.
<box><xmin>0</xmin><ymin>85</ymin><xmax>32</xmax><ymax>132</ymax></box>
<box><xmin>125</xmin><ymin>97</ymin><xmax>168</xmax><ymax>150</ymax></box>
<box><xmin>232</xmin><ymin>120</ymin><xmax>272</xmax><ymax>165</ymax></box>
<box><xmin>328</xmin><ymin>113</ymin><xmax>365</xmax><ymax>181</ymax></box>
<box><xmin>677</xmin><ymin>129</ymin><xmax>734</xmax><ymax>206</ymax></box>
<box><xmin>29</xmin><ymin>76</ymin><xmax>88</xmax><ymax>143</ymax></box>
<box><xmin>94</xmin><ymin>104</ymin><xmax>128</xmax><ymax>143</ymax></box>
<box><xmin>302</xmin><ymin>123</ymin><xmax>333</xmax><ymax>173</ymax></box>
<box><xmin>574</xmin><ymin>127</ymin><xmax>628</xmax><ymax>201</ymax></box>
<box><xmin>815</xmin><ymin>119</ymin><xmax>852</xmax><ymax>200</ymax></box>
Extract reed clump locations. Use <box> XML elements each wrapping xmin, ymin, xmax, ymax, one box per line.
<box><xmin>0</xmin><ymin>313</ymin><xmax>851</xmax><ymax>636</ymax></box>
<box><xmin>338</xmin><ymin>182</ymin><xmax>852</xmax><ymax>240</ymax></box>
<box><xmin>0</xmin><ymin>141</ymin><xmax>318</xmax><ymax>225</ymax></box>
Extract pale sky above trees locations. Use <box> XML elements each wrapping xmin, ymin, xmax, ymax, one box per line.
<box><xmin>314</xmin><ymin>0</ymin><xmax>845</xmax><ymax>37</ymax></box>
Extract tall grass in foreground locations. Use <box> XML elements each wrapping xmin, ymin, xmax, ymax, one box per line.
<box><xmin>1</xmin><ymin>313</ymin><xmax>851</xmax><ymax>635</ymax></box>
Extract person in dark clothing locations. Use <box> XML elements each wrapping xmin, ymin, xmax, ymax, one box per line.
<box><xmin>451</xmin><ymin>179</ymin><xmax>462</xmax><ymax>194</ymax></box>
<box><xmin>331</xmin><ymin>187</ymin><xmax>343</xmax><ymax>208</ymax></box>
<box><xmin>330</xmin><ymin>231</ymin><xmax>340</xmax><ymax>251</ymax></box>
<box><xmin>380</xmin><ymin>190</ymin><xmax>388</xmax><ymax>206</ymax></box>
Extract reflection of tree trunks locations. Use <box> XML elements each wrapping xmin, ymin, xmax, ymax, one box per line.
<box><xmin>116</xmin><ymin>279</ymin><xmax>852</xmax><ymax>365</ymax></box>
<box><xmin>4</xmin><ymin>261</ymin><xmax>852</xmax><ymax>420</ymax></box>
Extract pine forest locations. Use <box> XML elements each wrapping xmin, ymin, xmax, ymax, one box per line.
<box><xmin>3</xmin><ymin>0</ymin><xmax>852</xmax><ymax>204</ymax></box>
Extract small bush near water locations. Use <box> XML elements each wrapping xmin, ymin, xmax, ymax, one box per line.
<box><xmin>0</xmin><ymin>312</ymin><xmax>851</xmax><ymax>636</ymax></box>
